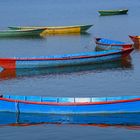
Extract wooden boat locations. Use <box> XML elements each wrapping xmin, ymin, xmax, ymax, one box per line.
<box><xmin>0</xmin><ymin>28</ymin><xmax>46</xmax><ymax>37</ymax></box>
<box><xmin>0</xmin><ymin>95</ymin><xmax>140</xmax><ymax>114</ymax></box>
<box><xmin>0</xmin><ymin>112</ymin><xmax>140</xmax><ymax>129</ymax></box>
<box><xmin>129</xmin><ymin>35</ymin><xmax>140</xmax><ymax>49</ymax></box>
<box><xmin>129</xmin><ymin>35</ymin><xmax>140</xmax><ymax>44</ymax></box>
<box><xmin>98</xmin><ymin>9</ymin><xmax>128</xmax><ymax>16</ymax></box>
<box><xmin>0</xmin><ymin>59</ymin><xmax>132</xmax><ymax>80</ymax></box>
<box><xmin>8</xmin><ymin>24</ymin><xmax>93</xmax><ymax>35</ymax></box>
<box><xmin>0</xmin><ymin>47</ymin><xmax>133</xmax><ymax>70</ymax></box>
<box><xmin>95</xmin><ymin>38</ymin><xmax>133</xmax><ymax>50</ymax></box>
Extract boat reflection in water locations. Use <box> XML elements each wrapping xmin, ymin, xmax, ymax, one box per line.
<box><xmin>0</xmin><ymin>57</ymin><xmax>132</xmax><ymax>81</ymax></box>
<box><xmin>0</xmin><ymin>112</ymin><xmax>140</xmax><ymax>130</ymax></box>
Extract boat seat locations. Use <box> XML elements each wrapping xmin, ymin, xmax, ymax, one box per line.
<box><xmin>91</xmin><ymin>97</ymin><xmax>107</xmax><ymax>102</ymax></box>
<box><xmin>26</xmin><ymin>96</ymin><xmax>42</xmax><ymax>102</ymax></box>
<box><xmin>74</xmin><ymin>98</ymin><xmax>91</xmax><ymax>102</ymax></box>
<box><xmin>3</xmin><ymin>95</ymin><xmax>26</xmax><ymax>100</ymax></box>
<box><xmin>42</xmin><ymin>97</ymin><xmax>58</xmax><ymax>102</ymax></box>
<box><xmin>58</xmin><ymin>98</ymin><xmax>74</xmax><ymax>103</ymax></box>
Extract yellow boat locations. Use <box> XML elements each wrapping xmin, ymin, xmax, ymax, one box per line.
<box><xmin>8</xmin><ymin>24</ymin><xmax>93</xmax><ymax>35</ymax></box>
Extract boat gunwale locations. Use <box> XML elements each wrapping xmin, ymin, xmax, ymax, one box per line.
<box><xmin>8</xmin><ymin>24</ymin><xmax>93</xmax><ymax>30</ymax></box>
<box><xmin>0</xmin><ymin>96</ymin><xmax>140</xmax><ymax>106</ymax></box>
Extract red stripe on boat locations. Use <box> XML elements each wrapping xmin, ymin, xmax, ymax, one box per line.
<box><xmin>0</xmin><ymin>97</ymin><xmax>140</xmax><ymax>106</ymax></box>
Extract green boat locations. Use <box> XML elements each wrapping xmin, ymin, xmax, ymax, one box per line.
<box><xmin>98</xmin><ymin>9</ymin><xmax>128</xmax><ymax>16</ymax></box>
<box><xmin>8</xmin><ymin>24</ymin><xmax>93</xmax><ymax>35</ymax></box>
<box><xmin>0</xmin><ymin>28</ymin><xmax>46</xmax><ymax>37</ymax></box>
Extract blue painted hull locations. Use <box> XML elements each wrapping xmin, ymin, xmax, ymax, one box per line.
<box><xmin>0</xmin><ymin>47</ymin><xmax>133</xmax><ymax>69</ymax></box>
<box><xmin>4</xmin><ymin>59</ymin><xmax>133</xmax><ymax>78</ymax></box>
<box><xmin>1</xmin><ymin>100</ymin><xmax>140</xmax><ymax>114</ymax></box>
<box><xmin>1</xmin><ymin>95</ymin><xmax>140</xmax><ymax>114</ymax></box>
<box><xmin>95</xmin><ymin>38</ymin><xmax>133</xmax><ymax>51</ymax></box>
<box><xmin>16</xmin><ymin>53</ymin><xmax>122</xmax><ymax>69</ymax></box>
<box><xmin>0</xmin><ymin>112</ymin><xmax>140</xmax><ymax>129</ymax></box>
<box><xmin>96</xmin><ymin>38</ymin><xmax>125</xmax><ymax>45</ymax></box>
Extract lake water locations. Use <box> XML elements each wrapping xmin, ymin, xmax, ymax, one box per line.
<box><xmin>0</xmin><ymin>0</ymin><xmax>140</xmax><ymax>139</ymax></box>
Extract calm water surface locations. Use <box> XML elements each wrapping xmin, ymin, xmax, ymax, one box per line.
<box><xmin>0</xmin><ymin>0</ymin><xmax>140</xmax><ymax>139</ymax></box>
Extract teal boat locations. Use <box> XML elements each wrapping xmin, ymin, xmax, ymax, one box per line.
<box><xmin>98</xmin><ymin>9</ymin><xmax>128</xmax><ymax>16</ymax></box>
<box><xmin>0</xmin><ymin>28</ymin><xmax>45</xmax><ymax>37</ymax></box>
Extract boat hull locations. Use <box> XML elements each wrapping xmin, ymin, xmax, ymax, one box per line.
<box><xmin>0</xmin><ymin>95</ymin><xmax>140</xmax><ymax>114</ymax></box>
<box><xmin>8</xmin><ymin>25</ymin><xmax>93</xmax><ymax>35</ymax></box>
<box><xmin>1</xmin><ymin>112</ymin><xmax>140</xmax><ymax>129</ymax></box>
<box><xmin>0</xmin><ymin>29</ymin><xmax>45</xmax><ymax>37</ymax></box>
<box><xmin>0</xmin><ymin>59</ymin><xmax>132</xmax><ymax>80</ymax></box>
<box><xmin>129</xmin><ymin>35</ymin><xmax>140</xmax><ymax>44</ymax></box>
<box><xmin>95</xmin><ymin>38</ymin><xmax>133</xmax><ymax>50</ymax></box>
<box><xmin>0</xmin><ymin>48</ymin><xmax>133</xmax><ymax>69</ymax></box>
<box><xmin>98</xmin><ymin>9</ymin><xmax>128</xmax><ymax>16</ymax></box>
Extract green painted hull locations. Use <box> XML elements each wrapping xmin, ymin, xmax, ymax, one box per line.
<box><xmin>0</xmin><ymin>29</ymin><xmax>45</xmax><ymax>37</ymax></box>
<box><xmin>98</xmin><ymin>9</ymin><xmax>128</xmax><ymax>16</ymax></box>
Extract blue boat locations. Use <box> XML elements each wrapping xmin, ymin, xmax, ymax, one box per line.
<box><xmin>0</xmin><ymin>112</ymin><xmax>140</xmax><ymax>129</ymax></box>
<box><xmin>1</xmin><ymin>95</ymin><xmax>140</xmax><ymax>114</ymax></box>
<box><xmin>0</xmin><ymin>47</ymin><xmax>133</xmax><ymax>70</ymax></box>
<box><xmin>95</xmin><ymin>38</ymin><xmax>133</xmax><ymax>50</ymax></box>
<box><xmin>0</xmin><ymin>59</ymin><xmax>132</xmax><ymax>80</ymax></box>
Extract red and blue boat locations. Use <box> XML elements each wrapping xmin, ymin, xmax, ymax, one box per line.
<box><xmin>0</xmin><ymin>58</ymin><xmax>132</xmax><ymax>80</ymax></box>
<box><xmin>0</xmin><ymin>95</ymin><xmax>140</xmax><ymax>114</ymax></box>
<box><xmin>0</xmin><ymin>47</ymin><xmax>133</xmax><ymax>70</ymax></box>
<box><xmin>95</xmin><ymin>38</ymin><xmax>133</xmax><ymax>50</ymax></box>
